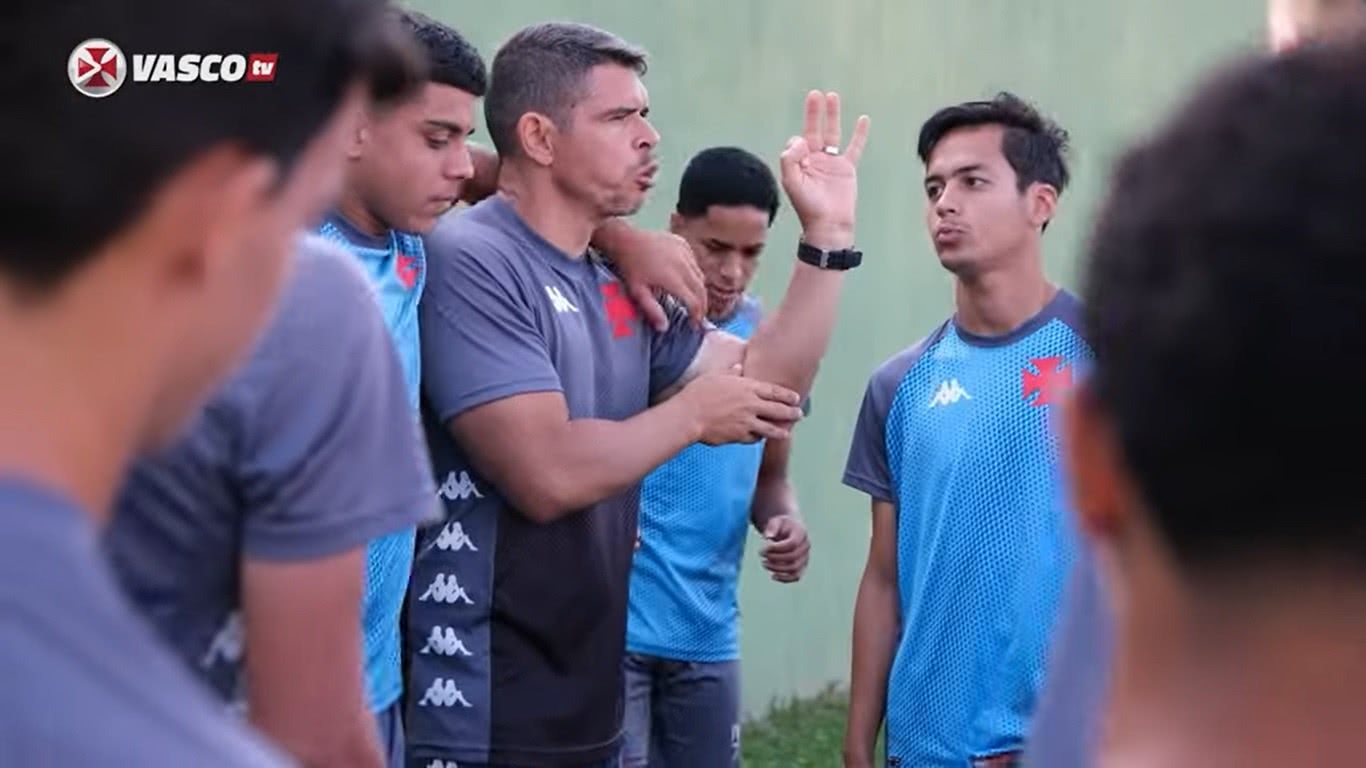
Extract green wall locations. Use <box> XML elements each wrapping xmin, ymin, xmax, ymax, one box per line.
<box><xmin>413</xmin><ymin>0</ymin><xmax>1265</xmax><ymax>719</ymax></box>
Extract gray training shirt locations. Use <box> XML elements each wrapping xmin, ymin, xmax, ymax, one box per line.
<box><xmin>105</xmin><ymin>233</ymin><xmax>439</xmax><ymax>708</ymax></box>
<box><xmin>0</xmin><ymin>479</ymin><xmax>287</xmax><ymax>766</ymax></box>
<box><xmin>406</xmin><ymin>195</ymin><xmax>708</xmax><ymax>767</ymax></box>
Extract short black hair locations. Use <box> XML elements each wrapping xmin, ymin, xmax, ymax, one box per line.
<box><xmin>917</xmin><ymin>92</ymin><xmax>1071</xmax><ymax>195</ymax></box>
<box><xmin>396</xmin><ymin>9</ymin><xmax>486</xmax><ymax>99</ymax></box>
<box><xmin>676</xmin><ymin>146</ymin><xmax>780</xmax><ymax>225</ymax></box>
<box><xmin>1082</xmin><ymin>37</ymin><xmax>1366</xmax><ymax>574</ymax></box>
<box><xmin>484</xmin><ymin>22</ymin><xmax>647</xmax><ymax>158</ymax></box>
<box><xmin>1</xmin><ymin>0</ymin><xmax>417</xmax><ymax>296</ymax></box>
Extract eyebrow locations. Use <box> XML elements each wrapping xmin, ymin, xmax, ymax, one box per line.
<box><xmin>925</xmin><ymin>163</ymin><xmax>987</xmax><ymax>183</ymax></box>
<box><xmin>423</xmin><ymin>119</ymin><xmax>472</xmax><ymax>136</ymax></box>
<box><xmin>597</xmin><ymin>104</ymin><xmax>648</xmax><ymax>120</ymax></box>
<box><xmin>705</xmin><ymin>236</ymin><xmax>764</xmax><ymax>251</ymax></box>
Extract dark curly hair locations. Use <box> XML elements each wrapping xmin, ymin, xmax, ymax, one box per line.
<box><xmin>1082</xmin><ymin>37</ymin><xmax>1366</xmax><ymax>574</ymax></box>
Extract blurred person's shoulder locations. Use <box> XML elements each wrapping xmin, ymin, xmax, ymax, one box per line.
<box><xmin>0</xmin><ymin>479</ymin><xmax>287</xmax><ymax>766</ymax></box>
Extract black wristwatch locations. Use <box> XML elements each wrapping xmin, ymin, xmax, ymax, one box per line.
<box><xmin>797</xmin><ymin>241</ymin><xmax>863</xmax><ymax>271</ymax></box>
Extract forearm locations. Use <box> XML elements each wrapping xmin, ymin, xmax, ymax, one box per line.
<box><xmin>460</xmin><ymin>143</ymin><xmax>500</xmax><ymax>204</ymax></box>
<box><xmin>844</xmin><ymin>573</ymin><xmax>898</xmax><ymax>765</ymax></box>
<box><xmin>588</xmin><ymin>217</ymin><xmax>632</xmax><ymax>253</ymax></box>
<box><xmin>247</xmin><ymin>700</ymin><xmax>382</xmax><ymax>768</ymax></box>
<box><xmin>243</xmin><ymin>555</ymin><xmax>382</xmax><ymax>768</ymax></box>
<box><xmin>750</xmin><ymin>476</ymin><xmax>799</xmax><ymax>533</ymax></box>
<box><xmin>741</xmin><ymin>228</ymin><xmax>852</xmax><ymax>397</ymax></box>
<box><xmin>510</xmin><ymin>397</ymin><xmax>702</xmax><ymax>522</ymax></box>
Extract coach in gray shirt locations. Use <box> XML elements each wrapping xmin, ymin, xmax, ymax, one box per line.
<box><xmin>407</xmin><ymin>21</ymin><xmax>870</xmax><ymax>767</ymax></box>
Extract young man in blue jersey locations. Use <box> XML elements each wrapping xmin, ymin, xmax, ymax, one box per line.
<box><xmin>1023</xmin><ymin>7</ymin><xmax>1366</xmax><ymax>766</ymax></box>
<box><xmin>1048</xmin><ymin>38</ymin><xmax>1366</xmax><ymax>766</ymax></box>
<box><xmin>318</xmin><ymin>17</ymin><xmax>486</xmax><ymax>762</ymax></box>
<box><xmin>0</xmin><ymin>0</ymin><xmax>402</xmax><ymax>763</ymax></box>
<box><xmin>842</xmin><ymin>93</ymin><xmax>1088</xmax><ymax>768</ymax></box>
<box><xmin>622</xmin><ymin>146</ymin><xmax>812</xmax><ymax>768</ymax></box>
<box><xmin>408</xmin><ymin>20</ymin><xmax>869</xmax><ymax>767</ymax></box>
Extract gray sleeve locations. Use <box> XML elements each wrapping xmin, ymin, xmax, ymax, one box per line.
<box><xmin>647</xmin><ymin>296</ymin><xmax>711</xmax><ymax>399</ymax></box>
<box><xmin>841</xmin><ymin>333</ymin><xmax>939</xmax><ymax>503</ymax></box>
<box><xmin>420</xmin><ymin>237</ymin><xmax>563</xmax><ymax>422</ymax></box>
<box><xmin>1023</xmin><ymin>548</ymin><xmax>1114</xmax><ymax>768</ymax></box>
<box><xmin>841</xmin><ymin>371</ymin><xmax>896</xmax><ymax>503</ymax></box>
<box><xmin>234</xmin><ymin>239</ymin><xmax>438</xmax><ymax>561</ymax></box>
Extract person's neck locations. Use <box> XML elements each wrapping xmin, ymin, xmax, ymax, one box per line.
<box><xmin>335</xmin><ymin>190</ymin><xmax>390</xmax><ymax>238</ymax></box>
<box><xmin>0</xmin><ymin>270</ymin><xmax>150</xmax><ymax>521</ymax></box>
<box><xmin>1103</xmin><ymin>568</ymin><xmax>1366</xmax><ymax>767</ymax></box>
<box><xmin>951</xmin><ymin>248</ymin><xmax>1055</xmax><ymax>337</ymax></box>
<box><xmin>498</xmin><ymin>164</ymin><xmax>600</xmax><ymax>258</ymax></box>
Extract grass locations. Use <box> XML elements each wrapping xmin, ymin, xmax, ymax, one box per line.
<box><xmin>740</xmin><ymin>684</ymin><xmax>884</xmax><ymax>767</ymax></box>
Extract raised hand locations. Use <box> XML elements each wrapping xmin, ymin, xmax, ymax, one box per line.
<box><xmin>779</xmin><ymin>90</ymin><xmax>871</xmax><ymax>250</ymax></box>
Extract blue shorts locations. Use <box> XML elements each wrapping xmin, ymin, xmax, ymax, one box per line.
<box><xmin>620</xmin><ymin>652</ymin><xmax>741</xmax><ymax>768</ymax></box>
<box><xmin>376</xmin><ymin>698</ymin><xmax>405</xmax><ymax>768</ymax></box>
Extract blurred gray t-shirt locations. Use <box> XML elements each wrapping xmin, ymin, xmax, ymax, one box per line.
<box><xmin>104</xmin><ymin>234</ymin><xmax>439</xmax><ymax>707</ymax></box>
<box><xmin>0</xmin><ymin>480</ymin><xmax>288</xmax><ymax>766</ymax></box>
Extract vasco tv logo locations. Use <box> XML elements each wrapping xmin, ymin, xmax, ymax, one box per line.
<box><xmin>68</xmin><ymin>38</ymin><xmax>278</xmax><ymax>98</ymax></box>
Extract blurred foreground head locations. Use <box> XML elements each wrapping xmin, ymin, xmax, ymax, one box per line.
<box><xmin>1065</xmin><ymin>34</ymin><xmax>1366</xmax><ymax>762</ymax></box>
<box><xmin>0</xmin><ymin>0</ymin><xmax>420</xmax><ymax>453</ymax></box>
<box><xmin>1267</xmin><ymin>0</ymin><xmax>1366</xmax><ymax>52</ymax></box>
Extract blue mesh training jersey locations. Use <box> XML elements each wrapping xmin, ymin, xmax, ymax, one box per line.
<box><xmin>842</xmin><ymin>290</ymin><xmax>1091</xmax><ymax>766</ymax></box>
<box><xmin>627</xmin><ymin>295</ymin><xmax>766</xmax><ymax>663</ymax></box>
<box><xmin>317</xmin><ymin>213</ymin><xmax>427</xmax><ymax>714</ymax></box>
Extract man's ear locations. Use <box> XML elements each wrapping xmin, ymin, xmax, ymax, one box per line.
<box><xmin>346</xmin><ymin>120</ymin><xmax>369</xmax><ymax>161</ymax></box>
<box><xmin>517</xmin><ymin>112</ymin><xmax>559</xmax><ymax>167</ymax></box>
<box><xmin>144</xmin><ymin>145</ymin><xmax>277</xmax><ymax>291</ymax></box>
<box><xmin>1027</xmin><ymin>182</ymin><xmax>1059</xmax><ymax>231</ymax></box>
<box><xmin>1061</xmin><ymin>384</ymin><xmax>1130</xmax><ymax>544</ymax></box>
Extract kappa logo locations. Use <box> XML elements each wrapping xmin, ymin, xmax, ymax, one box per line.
<box><xmin>67</xmin><ymin>39</ymin><xmax>277</xmax><ymax>98</ymax></box>
<box><xmin>420</xmin><ymin>626</ymin><xmax>474</xmax><ymax>657</ymax></box>
<box><xmin>434</xmin><ymin>521</ymin><xmax>478</xmax><ymax>553</ymax></box>
<box><xmin>437</xmin><ymin>470</ymin><xmax>482</xmax><ymax>502</ymax></box>
<box><xmin>601</xmin><ymin>282</ymin><xmax>638</xmax><ymax>338</ymax></box>
<box><xmin>545</xmin><ymin>285</ymin><xmax>579</xmax><ymax>314</ymax></box>
<box><xmin>199</xmin><ymin>611</ymin><xmax>245</xmax><ymax>669</ymax></box>
<box><xmin>426</xmin><ymin>761</ymin><xmax>460</xmax><ymax>768</ymax></box>
<box><xmin>418</xmin><ymin>678</ymin><xmax>474</xmax><ymax>708</ymax></box>
<box><xmin>418</xmin><ymin>573</ymin><xmax>474</xmax><ymax>605</ymax></box>
<box><xmin>928</xmin><ymin>378</ymin><xmax>972</xmax><ymax>408</ymax></box>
